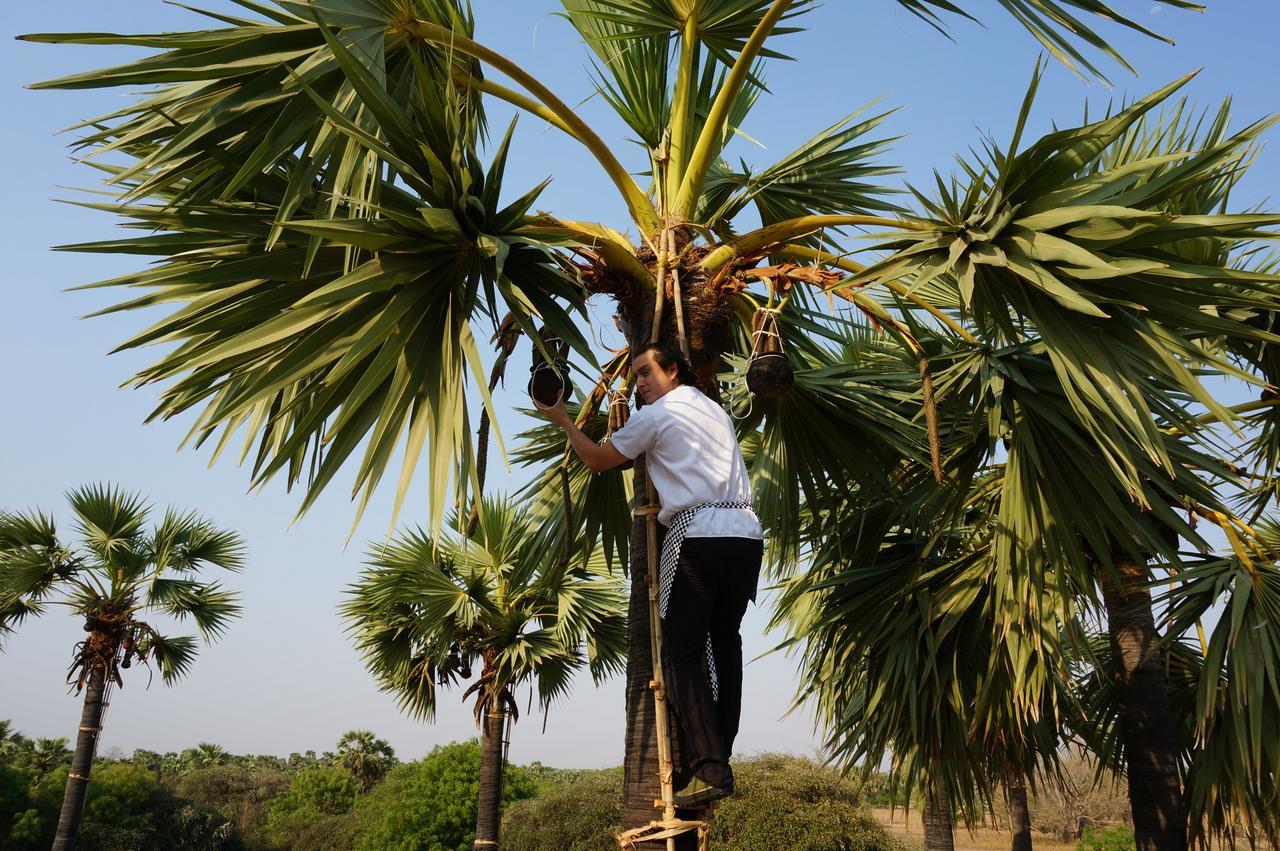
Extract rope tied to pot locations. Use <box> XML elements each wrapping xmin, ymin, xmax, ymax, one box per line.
<box><xmin>746</xmin><ymin>306</ymin><xmax>794</xmax><ymax>399</ymax></box>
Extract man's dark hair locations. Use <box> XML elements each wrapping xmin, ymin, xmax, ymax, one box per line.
<box><xmin>635</xmin><ymin>341</ymin><xmax>697</xmax><ymax>386</ymax></box>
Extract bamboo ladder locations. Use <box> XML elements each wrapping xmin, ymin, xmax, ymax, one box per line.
<box><xmin>615</xmin><ymin>466</ymin><xmax>711</xmax><ymax>851</ymax></box>
<box><xmin>615</xmin><ymin>205</ymin><xmax>712</xmax><ymax>851</ymax></box>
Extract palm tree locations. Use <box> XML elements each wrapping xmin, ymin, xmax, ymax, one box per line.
<box><xmin>332</xmin><ymin>729</ymin><xmax>397</xmax><ymax>792</ymax></box>
<box><xmin>30</xmin><ymin>738</ymin><xmax>73</xmax><ymax>775</ymax></box>
<box><xmin>783</xmin><ymin>75</ymin><xmax>1280</xmax><ymax>848</ymax></box>
<box><xmin>181</xmin><ymin>742</ymin><xmax>232</xmax><ymax>772</ymax></box>
<box><xmin>341</xmin><ymin>495</ymin><xmax>626</xmax><ymax>849</ymax></box>
<box><xmin>0</xmin><ymin>484</ymin><xmax>244</xmax><ymax>851</ymax></box>
<box><xmin>22</xmin><ymin>2</ymin><xmax>1280</xmax><ymax>846</ymax></box>
<box><xmin>776</xmin><ymin>456</ymin><xmax>1082</xmax><ymax>851</ymax></box>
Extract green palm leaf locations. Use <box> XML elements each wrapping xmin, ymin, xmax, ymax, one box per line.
<box><xmin>891</xmin><ymin>0</ymin><xmax>1205</xmax><ymax>82</ymax></box>
<box><xmin>698</xmin><ymin>102</ymin><xmax>903</xmax><ymax>242</ymax></box>
<box><xmin>22</xmin><ymin>0</ymin><xmax>483</xmax><ymax>224</ymax></box>
<box><xmin>342</xmin><ymin>496</ymin><xmax>627</xmax><ymax>720</ymax></box>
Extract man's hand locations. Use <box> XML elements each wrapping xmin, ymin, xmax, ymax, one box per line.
<box><xmin>534</xmin><ymin>389</ymin><xmax>628</xmax><ymax>473</ymax></box>
<box><xmin>532</xmin><ymin>390</ymin><xmax>571</xmax><ymax>426</ymax></box>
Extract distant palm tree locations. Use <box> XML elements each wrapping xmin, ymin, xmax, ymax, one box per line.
<box><xmin>343</xmin><ymin>495</ymin><xmax>626</xmax><ymax>850</ymax></box>
<box><xmin>28</xmin><ymin>738</ymin><xmax>72</xmax><ymax>776</ymax></box>
<box><xmin>0</xmin><ymin>720</ymin><xmax>23</xmax><ymax>761</ymax></box>
<box><xmin>182</xmin><ymin>742</ymin><xmax>232</xmax><ymax>772</ymax></box>
<box><xmin>333</xmin><ymin>730</ymin><xmax>396</xmax><ymax>792</ymax></box>
<box><xmin>0</xmin><ymin>484</ymin><xmax>244</xmax><ymax>851</ymax></box>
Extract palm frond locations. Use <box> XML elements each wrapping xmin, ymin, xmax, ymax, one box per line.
<box><xmin>890</xmin><ymin>0</ymin><xmax>1205</xmax><ymax>82</ymax></box>
<box><xmin>698</xmin><ymin>103</ymin><xmax>903</xmax><ymax>238</ymax></box>
<box><xmin>560</xmin><ymin>1</ymin><xmax>809</xmax><ymax>67</ymax></box>
<box><xmin>561</xmin><ymin>0</ymin><xmax>672</xmax><ymax>148</ymax></box>
<box><xmin>1161</xmin><ymin>541</ymin><xmax>1280</xmax><ymax>843</ymax></box>
<box><xmin>343</xmin><ymin>494</ymin><xmax>626</xmax><ymax>723</ymax></box>
<box><xmin>147</xmin><ymin>578</ymin><xmax>242</xmax><ymax>639</ymax></box>
<box><xmin>67</xmin><ymin>484</ymin><xmax>150</xmax><ymax>566</ymax></box>
<box><xmin>135</xmin><ymin>630</ymin><xmax>200</xmax><ymax>685</ymax></box>
<box><xmin>22</xmin><ymin>0</ymin><xmax>484</xmax><ymax>217</ymax></box>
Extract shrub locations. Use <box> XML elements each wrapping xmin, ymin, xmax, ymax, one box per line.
<box><xmin>265</xmin><ymin>766</ymin><xmax>360</xmax><ymax>849</ymax></box>
<box><xmin>501</xmin><ymin>754</ymin><xmax>906</xmax><ymax>851</ymax></box>
<box><xmin>1077</xmin><ymin>825</ymin><xmax>1137</xmax><ymax>851</ymax></box>
<box><xmin>709</xmin><ymin>754</ymin><xmax>907</xmax><ymax>851</ymax></box>
<box><xmin>501</xmin><ymin>768</ymin><xmax>623</xmax><ymax>851</ymax></box>
<box><xmin>178</xmin><ymin>764</ymin><xmax>290</xmax><ymax>847</ymax></box>
<box><xmin>352</xmin><ymin>739</ymin><xmax>536</xmax><ymax>851</ymax></box>
<box><xmin>0</xmin><ymin>763</ymin><xmax>34</xmax><ymax>839</ymax></box>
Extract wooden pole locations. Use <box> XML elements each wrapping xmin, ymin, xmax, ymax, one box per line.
<box><xmin>642</xmin><ymin>471</ymin><xmax>677</xmax><ymax>851</ymax></box>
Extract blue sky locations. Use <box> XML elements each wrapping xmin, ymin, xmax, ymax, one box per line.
<box><xmin>1</xmin><ymin>1</ymin><xmax>1277</xmax><ymax>769</ymax></box>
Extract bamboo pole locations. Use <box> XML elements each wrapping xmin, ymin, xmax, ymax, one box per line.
<box><xmin>643</xmin><ymin>472</ymin><xmax>678</xmax><ymax>851</ymax></box>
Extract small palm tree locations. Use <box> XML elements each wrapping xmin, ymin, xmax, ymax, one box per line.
<box><xmin>333</xmin><ymin>729</ymin><xmax>397</xmax><ymax>792</ymax></box>
<box><xmin>342</xmin><ymin>495</ymin><xmax>626</xmax><ymax>851</ymax></box>
<box><xmin>181</xmin><ymin>742</ymin><xmax>232</xmax><ymax>772</ymax></box>
<box><xmin>0</xmin><ymin>484</ymin><xmax>244</xmax><ymax>851</ymax></box>
<box><xmin>28</xmin><ymin>738</ymin><xmax>73</xmax><ymax>777</ymax></box>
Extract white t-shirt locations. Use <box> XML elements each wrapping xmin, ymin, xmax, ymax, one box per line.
<box><xmin>608</xmin><ymin>384</ymin><xmax>763</xmax><ymax>539</ymax></box>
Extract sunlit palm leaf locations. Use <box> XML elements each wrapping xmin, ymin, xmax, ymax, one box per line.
<box><xmin>22</xmin><ymin>0</ymin><xmax>483</xmax><ymax>226</ymax></box>
<box><xmin>1161</xmin><ymin>537</ymin><xmax>1280</xmax><ymax>842</ymax></box>
<box><xmin>560</xmin><ymin>0</ymin><xmax>809</xmax><ymax>66</ymax></box>
<box><xmin>342</xmin><ymin>496</ymin><xmax>626</xmax><ymax>720</ymax></box>
<box><xmin>698</xmin><ymin>103</ymin><xmax>903</xmax><ymax>240</ymax></box>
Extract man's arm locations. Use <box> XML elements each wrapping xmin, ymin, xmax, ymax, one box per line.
<box><xmin>534</xmin><ymin>395</ymin><xmax>629</xmax><ymax>473</ymax></box>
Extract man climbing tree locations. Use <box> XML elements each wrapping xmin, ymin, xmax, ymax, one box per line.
<box><xmin>536</xmin><ymin>342</ymin><xmax>763</xmax><ymax>807</ymax></box>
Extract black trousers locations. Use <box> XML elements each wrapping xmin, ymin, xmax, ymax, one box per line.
<box><xmin>660</xmin><ymin>535</ymin><xmax>763</xmax><ymax>789</ymax></box>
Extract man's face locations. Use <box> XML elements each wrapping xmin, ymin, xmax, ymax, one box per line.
<box><xmin>633</xmin><ymin>350</ymin><xmax>679</xmax><ymax>404</ymax></box>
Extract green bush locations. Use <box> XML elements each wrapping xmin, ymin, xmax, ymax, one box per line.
<box><xmin>709</xmin><ymin>754</ymin><xmax>907</xmax><ymax>851</ymax></box>
<box><xmin>501</xmin><ymin>768</ymin><xmax>623</xmax><ymax>851</ymax></box>
<box><xmin>178</xmin><ymin>764</ymin><xmax>290</xmax><ymax>847</ymax></box>
<box><xmin>7</xmin><ymin>809</ymin><xmax>44</xmax><ymax>850</ymax></box>
<box><xmin>1077</xmin><ymin>825</ymin><xmax>1137</xmax><ymax>851</ymax></box>
<box><xmin>501</xmin><ymin>754</ymin><xmax>905</xmax><ymax>851</ymax></box>
<box><xmin>83</xmin><ymin>762</ymin><xmax>163</xmax><ymax>831</ymax></box>
<box><xmin>265</xmin><ymin>766</ymin><xmax>360</xmax><ymax>849</ymax></box>
<box><xmin>353</xmin><ymin>739</ymin><xmax>536</xmax><ymax>851</ymax></box>
<box><xmin>0</xmin><ymin>762</ymin><xmax>34</xmax><ymax>839</ymax></box>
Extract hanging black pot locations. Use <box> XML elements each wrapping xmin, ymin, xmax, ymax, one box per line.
<box><xmin>527</xmin><ymin>329</ymin><xmax>572</xmax><ymax>407</ymax></box>
<box><xmin>746</xmin><ymin>308</ymin><xmax>793</xmax><ymax>398</ymax></box>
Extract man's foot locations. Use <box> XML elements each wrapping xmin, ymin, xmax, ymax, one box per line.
<box><xmin>674</xmin><ymin>775</ymin><xmax>733</xmax><ymax>808</ymax></box>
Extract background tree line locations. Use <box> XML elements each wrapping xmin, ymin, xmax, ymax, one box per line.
<box><xmin>0</xmin><ymin>719</ymin><xmax>1145</xmax><ymax>851</ymax></box>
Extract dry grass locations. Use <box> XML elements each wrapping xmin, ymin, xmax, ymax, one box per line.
<box><xmin>870</xmin><ymin>807</ymin><xmax>1079</xmax><ymax>851</ymax></box>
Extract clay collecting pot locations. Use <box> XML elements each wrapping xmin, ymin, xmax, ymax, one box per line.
<box><xmin>747</xmin><ymin>352</ymin><xmax>794</xmax><ymax>398</ymax></box>
<box><xmin>528</xmin><ymin>333</ymin><xmax>572</xmax><ymax>407</ymax></box>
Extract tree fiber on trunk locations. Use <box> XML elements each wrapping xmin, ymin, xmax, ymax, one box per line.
<box><xmin>53</xmin><ymin>663</ymin><xmax>107</xmax><ymax>851</ymax></box>
<box><xmin>475</xmin><ymin>708</ymin><xmax>507</xmax><ymax>850</ymax></box>
<box><xmin>1009</xmin><ymin>784</ymin><xmax>1033</xmax><ymax>851</ymax></box>
<box><xmin>1101</xmin><ymin>553</ymin><xmax>1186</xmax><ymax>851</ymax></box>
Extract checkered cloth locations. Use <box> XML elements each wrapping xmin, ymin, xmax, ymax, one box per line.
<box><xmin>658</xmin><ymin>500</ymin><xmax>755</xmax><ymax>702</ymax></box>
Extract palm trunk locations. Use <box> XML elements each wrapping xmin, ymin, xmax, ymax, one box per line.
<box><xmin>53</xmin><ymin>664</ymin><xmax>106</xmax><ymax>851</ymax></box>
<box><xmin>1100</xmin><ymin>552</ymin><xmax>1186</xmax><ymax>851</ymax></box>
<box><xmin>474</xmin><ymin>706</ymin><xmax>507</xmax><ymax>851</ymax></box>
<box><xmin>1009</xmin><ymin>785</ymin><xmax>1032</xmax><ymax>851</ymax></box>
<box><xmin>617</xmin><ymin>259</ymin><xmax>729</xmax><ymax>849</ymax></box>
<box><xmin>922</xmin><ymin>784</ymin><xmax>955</xmax><ymax>851</ymax></box>
<box><xmin>621</xmin><ymin>456</ymin><xmax>698</xmax><ymax>850</ymax></box>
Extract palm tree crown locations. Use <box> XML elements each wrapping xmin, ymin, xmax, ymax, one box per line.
<box><xmin>0</xmin><ymin>484</ymin><xmax>244</xmax><ymax>686</ymax></box>
<box><xmin>342</xmin><ymin>495</ymin><xmax>626</xmax><ymax>721</ymax></box>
